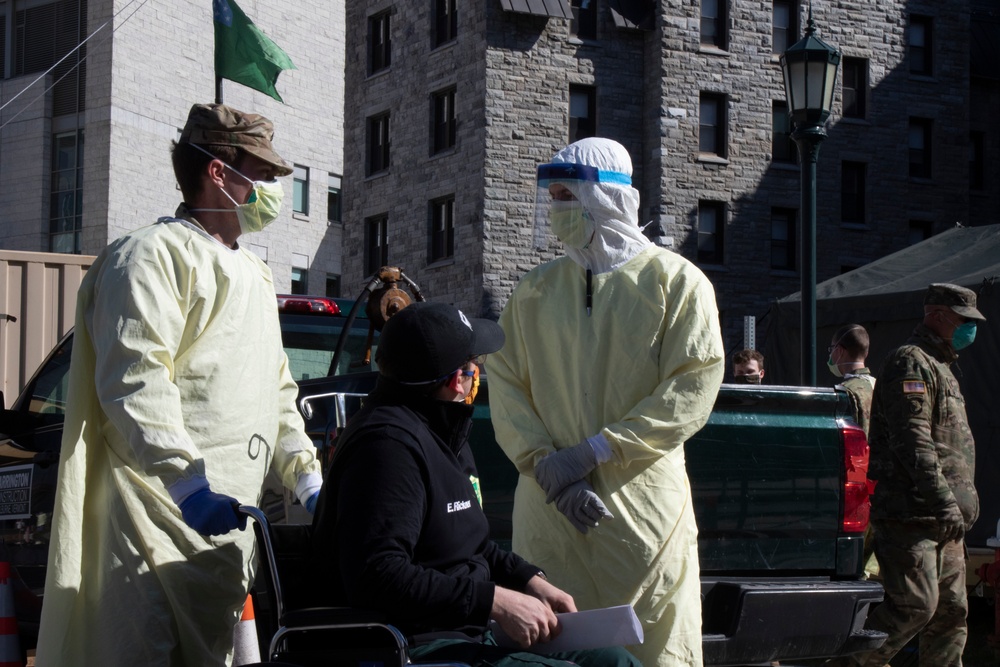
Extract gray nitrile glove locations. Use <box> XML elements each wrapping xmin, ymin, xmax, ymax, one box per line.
<box><xmin>552</xmin><ymin>479</ymin><xmax>614</xmax><ymax>534</ymax></box>
<box><xmin>535</xmin><ymin>440</ymin><xmax>600</xmax><ymax>502</ymax></box>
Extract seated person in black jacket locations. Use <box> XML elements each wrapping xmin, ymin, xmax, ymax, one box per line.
<box><xmin>311</xmin><ymin>302</ymin><xmax>640</xmax><ymax>667</ymax></box>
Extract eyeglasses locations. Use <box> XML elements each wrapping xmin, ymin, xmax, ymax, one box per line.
<box><xmin>468</xmin><ymin>354</ymin><xmax>487</xmax><ymax>366</ymax></box>
<box><xmin>827</xmin><ymin>344</ymin><xmax>838</xmax><ymax>353</ymax></box>
<box><xmin>459</xmin><ymin>369</ymin><xmax>476</xmax><ymax>378</ymax></box>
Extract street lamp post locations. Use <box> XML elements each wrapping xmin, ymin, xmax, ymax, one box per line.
<box><xmin>779</xmin><ymin>5</ymin><xmax>840</xmax><ymax>386</ymax></box>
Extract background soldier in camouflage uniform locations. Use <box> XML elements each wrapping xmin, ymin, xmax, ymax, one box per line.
<box><xmin>828</xmin><ymin>324</ymin><xmax>878</xmax><ymax>578</ymax></box>
<box><xmin>828</xmin><ymin>324</ymin><xmax>876</xmax><ymax>435</ymax></box>
<box><xmin>840</xmin><ymin>284</ymin><xmax>985</xmax><ymax>667</ymax></box>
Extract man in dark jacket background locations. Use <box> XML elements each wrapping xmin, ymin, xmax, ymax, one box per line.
<box><xmin>841</xmin><ymin>283</ymin><xmax>985</xmax><ymax>667</ymax></box>
<box><xmin>310</xmin><ymin>301</ymin><xmax>640</xmax><ymax>667</ymax></box>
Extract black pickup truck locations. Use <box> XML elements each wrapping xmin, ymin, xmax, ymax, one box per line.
<box><xmin>0</xmin><ymin>294</ymin><xmax>885</xmax><ymax>665</ymax></box>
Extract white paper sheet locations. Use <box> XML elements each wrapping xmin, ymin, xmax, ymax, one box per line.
<box><xmin>491</xmin><ymin>604</ymin><xmax>644</xmax><ymax>654</ymax></box>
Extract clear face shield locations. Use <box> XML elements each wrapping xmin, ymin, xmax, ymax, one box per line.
<box><xmin>532</xmin><ymin>162</ymin><xmax>632</xmax><ymax>252</ymax></box>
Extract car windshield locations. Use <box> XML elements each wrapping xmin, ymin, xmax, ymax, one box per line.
<box><xmin>22</xmin><ymin>336</ymin><xmax>73</xmax><ymax>418</ymax></box>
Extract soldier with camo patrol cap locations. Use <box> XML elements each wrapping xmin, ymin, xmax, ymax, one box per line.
<box><xmin>840</xmin><ymin>283</ymin><xmax>985</xmax><ymax>667</ymax></box>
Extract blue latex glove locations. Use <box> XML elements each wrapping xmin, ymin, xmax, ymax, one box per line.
<box><xmin>535</xmin><ymin>440</ymin><xmax>599</xmax><ymax>502</ymax></box>
<box><xmin>178</xmin><ymin>487</ymin><xmax>246</xmax><ymax>536</ymax></box>
<box><xmin>552</xmin><ymin>479</ymin><xmax>614</xmax><ymax>534</ymax></box>
<box><xmin>304</xmin><ymin>490</ymin><xmax>320</xmax><ymax>514</ymax></box>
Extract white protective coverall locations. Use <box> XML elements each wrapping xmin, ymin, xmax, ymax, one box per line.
<box><xmin>36</xmin><ymin>213</ymin><xmax>321</xmax><ymax>667</ymax></box>
<box><xmin>489</xmin><ymin>139</ymin><xmax>725</xmax><ymax>667</ymax></box>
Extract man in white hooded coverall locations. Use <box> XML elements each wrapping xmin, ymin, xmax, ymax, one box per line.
<box><xmin>488</xmin><ymin>138</ymin><xmax>725</xmax><ymax>667</ymax></box>
<box><xmin>36</xmin><ymin>103</ymin><xmax>323</xmax><ymax>667</ymax></box>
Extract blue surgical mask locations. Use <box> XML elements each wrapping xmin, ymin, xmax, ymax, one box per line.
<box><xmin>951</xmin><ymin>321</ymin><xmax>977</xmax><ymax>350</ymax></box>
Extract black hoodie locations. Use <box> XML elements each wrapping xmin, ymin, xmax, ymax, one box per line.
<box><xmin>310</xmin><ymin>376</ymin><xmax>539</xmax><ymax>638</ymax></box>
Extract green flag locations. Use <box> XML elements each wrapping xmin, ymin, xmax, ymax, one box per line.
<box><xmin>213</xmin><ymin>0</ymin><xmax>296</xmax><ymax>102</ymax></box>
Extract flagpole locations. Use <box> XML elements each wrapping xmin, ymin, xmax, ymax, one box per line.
<box><xmin>215</xmin><ymin>76</ymin><xmax>223</xmax><ymax>104</ymax></box>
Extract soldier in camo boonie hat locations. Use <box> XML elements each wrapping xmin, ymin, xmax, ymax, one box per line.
<box><xmin>179</xmin><ymin>103</ymin><xmax>292</xmax><ymax>176</ymax></box>
<box><xmin>924</xmin><ymin>283</ymin><xmax>986</xmax><ymax>321</ymax></box>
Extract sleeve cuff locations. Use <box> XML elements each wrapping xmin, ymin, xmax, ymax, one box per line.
<box><xmin>294</xmin><ymin>471</ymin><xmax>324</xmax><ymax>506</ymax></box>
<box><xmin>587</xmin><ymin>433</ymin><xmax>613</xmax><ymax>465</ymax></box>
<box><xmin>166</xmin><ymin>474</ymin><xmax>211</xmax><ymax>505</ymax></box>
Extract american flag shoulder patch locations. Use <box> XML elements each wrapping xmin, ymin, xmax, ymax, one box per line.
<box><xmin>903</xmin><ymin>381</ymin><xmax>926</xmax><ymax>394</ymax></box>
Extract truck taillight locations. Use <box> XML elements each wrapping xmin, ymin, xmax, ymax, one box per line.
<box><xmin>841</xmin><ymin>424</ymin><xmax>872</xmax><ymax>533</ymax></box>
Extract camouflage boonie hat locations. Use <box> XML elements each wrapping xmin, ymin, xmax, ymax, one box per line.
<box><xmin>925</xmin><ymin>283</ymin><xmax>986</xmax><ymax>321</ymax></box>
<box><xmin>179</xmin><ymin>103</ymin><xmax>293</xmax><ymax>176</ymax></box>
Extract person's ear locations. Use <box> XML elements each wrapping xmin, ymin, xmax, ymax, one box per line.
<box><xmin>207</xmin><ymin>159</ymin><xmax>228</xmax><ymax>189</ymax></box>
<box><xmin>443</xmin><ymin>370</ymin><xmax>465</xmax><ymax>394</ymax></box>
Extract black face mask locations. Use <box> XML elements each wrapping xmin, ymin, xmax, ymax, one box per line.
<box><xmin>733</xmin><ymin>374</ymin><xmax>762</xmax><ymax>385</ymax></box>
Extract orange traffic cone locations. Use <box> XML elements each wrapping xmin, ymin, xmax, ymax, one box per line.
<box><xmin>0</xmin><ymin>563</ymin><xmax>21</xmax><ymax>667</ymax></box>
<box><xmin>232</xmin><ymin>593</ymin><xmax>261</xmax><ymax>666</ymax></box>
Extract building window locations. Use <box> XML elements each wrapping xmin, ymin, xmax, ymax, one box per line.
<box><xmin>772</xmin><ymin>0</ymin><xmax>798</xmax><ymax>55</ymax></box>
<box><xmin>909</xmin><ymin>118</ymin><xmax>932</xmax><ymax>179</ymax></box>
<box><xmin>970</xmin><ymin>131</ymin><xmax>985</xmax><ymax>191</ymax></box>
<box><xmin>327</xmin><ymin>174</ymin><xmax>342</xmax><ymax>223</ymax></box>
<box><xmin>293</xmin><ymin>165</ymin><xmax>309</xmax><ymax>214</ymax></box>
<box><xmin>15</xmin><ymin>0</ymin><xmax>87</xmax><ymax>115</ymax></box>
<box><xmin>908</xmin><ymin>15</ymin><xmax>932</xmax><ymax>76</ymax></box>
<box><xmin>569</xmin><ymin>85</ymin><xmax>596</xmax><ymax>143</ymax></box>
<box><xmin>771</xmin><ymin>208</ymin><xmax>797</xmax><ymax>270</ymax></box>
<box><xmin>326</xmin><ymin>274</ymin><xmax>342</xmax><ymax>298</ymax></box>
<box><xmin>909</xmin><ymin>220</ymin><xmax>932</xmax><ymax>245</ymax></box>
<box><xmin>841</xmin><ymin>161</ymin><xmax>867</xmax><ymax>225</ymax></box>
<box><xmin>50</xmin><ymin>129</ymin><xmax>84</xmax><ymax>254</ymax></box>
<box><xmin>367</xmin><ymin>112</ymin><xmax>391</xmax><ymax>175</ymax></box>
<box><xmin>697</xmin><ymin>200</ymin><xmax>725</xmax><ymax>265</ymax></box>
<box><xmin>701</xmin><ymin>0</ymin><xmax>727</xmax><ymax>49</ymax></box>
<box><xmin>771</xmin><ymin>101</ymin><xmax>796</xmax><ymax>163</ymax></box>
<box><xmin>571</xmin><ymin>0</ymin><xmax>597</xmax><ymax>40</ymax></box>
<box><xmin>365</xmin><ymin>215</ymin><xmax>389</xmax><ymax>276</ymax></box>
<box><xmin>429</xmin><ymin>196</ymin><xmax>455</xmax><ymax>263</ymax></box>
<box><xmin>433</xmin><ymin>0</ymin><xmax>457</xmax><ymax>48</ymax></box>
<box><xmin>699</xmin><ymin>92</ymin><xmax>727</xmax><ymax>158</ymax></box>
<box><xmin>432</xmin><ymin>87</ymin><xmax>457</xmax><ymax>154</ymax></box>
<box><xmin>369</xmin><ymin>11</ymin><xmax>391</xmax><ymax>74</ymax></box>
<box><xmin>842</xmin><ymin>57</ymin><xmax>868</xmax><ymax>119</ymax></box>
<box><xmin>291</xmin><ymin>267</ymin><xmax>309</xmax><ymax>295</ymax></box>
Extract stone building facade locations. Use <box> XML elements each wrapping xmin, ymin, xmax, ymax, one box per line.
<box><xmin>0</xmin><ymin>0</ymin><xmax>346</xmax><ymax>295</ymax></box>
<box><xmin>341</xmin><ymin>0</ymin><xmax>998</xmax><ymax>354</ymax></box>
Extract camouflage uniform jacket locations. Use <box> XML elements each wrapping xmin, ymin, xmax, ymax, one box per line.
<box><xmin>868</xmin><ymin>324</ymin><xmax>979</xmax><ymax>527</ymax></box>
<box><xmin>841</xmin><ymin>368</ymin><xmax>875</xmax><ymax>436</ymax></box>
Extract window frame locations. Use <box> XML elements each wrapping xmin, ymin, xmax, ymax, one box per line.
<box><xmin>327</xmin><ymin>173</ymin><xmax>343</xmax><ymax>224</ymax></box>
<box><xmin>431</xmin><ymin>87</ymin><xmax>457</xmax><ymax>155</ymax></box>
<box><xmin>699</xmin><ymin>92</ymin><xmax>728</xmax><ymax>158</ymax></box>
<box><xmin>570</xmin><ymin>0</ymin><xmax>597</xmax><ymax>40</ymax></box>
<box><xmin>569</xmin><ymin>84</ymin><xmax>597</xmax><ymax>143</ymax></box>
<box><xmin>908</xmin><ymin>14</ymin><xmax>933</xmax><ymax>76</ymax></box>
<box><xmin>771</xmin><ymin>100</ymin><xmax>796</xmax><ymax>164</ymax></box>
<box><xmin>364</xmin><ymin>214</ymin><xmax>389</xmax><ymax>276</ymax></box>
<box><xmin>841</xmin><ymin>57</ymin><xmax>868</xmax><ymax>119</ymax></box>
<box><xmin>772</xmin><ymin>0</ymin><xmax>799</xmax><ymax>55</ymax></box>
<box><xmin>697</xmin><ymin>200</ymin><xmax>726</xmax><ymax>265</ymax></box>
<box><xmin>49</xmin><ymin>128</ymin><xmax>84</xmax><ymax>254</ymax></box>
<box><xmin>841</xmin><ymin>161</ymin><xmax>867</xmax><ymax>226</ymax></box>
<box><xmin>428</xmin><ymin>195</ymin><xmax>456</xmax><ymax>263</ymax></box>
<box><xmin>290</xmin><ymin>267</ymin><xmax>309</xmax><ymax>295</ymax></box>
<box><xmin>368</xmin><ymin>10</ymin><xmax>391</xmax><ymax>75</ymax></box>
<box><xmin>367</xmin><ymin>112</ymin><xmax>391</xmax><ymax>176</ymax></box>
<box><xmin>293</xmin><ymin>165</ymin><xmax>309</xmax><ymax>215</ymax></box>
<box><xmin>970</xmin><ymin>131</ymin><xmax>986</xmax><ymax>191</ymax></box>
<box><xmin>770</xmin><ymin>207</ymin><xmax>797</xmax><ymax>271</ymax></box>
<box><xmin>432</xmin><ymin>0</ymin><xmax>457</xmax><ymax>48</ymax></box>
<box><xmin>700</xmin><ymin>0</ymin><xmax>728</xmax><ymax>50</ymax></box>
<box><xmin>908</xmin><ymin>117</ymin><xmax>933</xmax><ymax>180</ymax></box>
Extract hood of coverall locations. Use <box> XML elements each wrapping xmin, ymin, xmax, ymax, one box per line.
<box><xmin>533</xmin><ymin>137</ymin><xmax>650</xmax><ymax>274</ymax></box>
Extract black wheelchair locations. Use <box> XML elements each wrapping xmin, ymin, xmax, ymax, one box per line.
<box><xmin>239</xmin><ymin>505</ymin><xmax>468</xmax><ymax>667</ymax></box>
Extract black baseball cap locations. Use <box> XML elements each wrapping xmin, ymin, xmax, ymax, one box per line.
<box><xmin>376</xmin><ymin>302</ymin><xmax>506</xmax><ymax>384</ymax></box>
